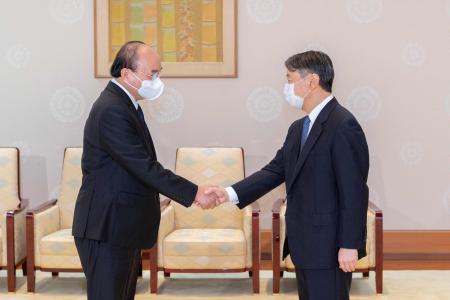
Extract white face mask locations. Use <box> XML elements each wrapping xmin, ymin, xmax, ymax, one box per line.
<box><xmin>128</xmin><ymin>72</ymin><xmax>165</xmax><ymax>101</ymax></box>
<box><xmin>283</xmin><ymin>83</ymin><xmax>304</xmax><ymax>109</ymax></box>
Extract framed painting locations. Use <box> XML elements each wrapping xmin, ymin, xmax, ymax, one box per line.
<box><xmin>94</xmin><ymin>0</ymin><xmax>237</xmax><ymax>78</ymax></box>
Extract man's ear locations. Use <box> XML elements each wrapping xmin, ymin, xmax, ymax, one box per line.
<box><xmin>310</xmin><ymin>74</ymin><xmax>321</xmax><ymax>90</ymax></box>
<box><xmin>120</xmin><ymin>68</ymin><xmax>129</xmax><ymax>79</ymax></box>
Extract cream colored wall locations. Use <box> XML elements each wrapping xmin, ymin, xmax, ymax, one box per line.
<box><xmin>0</xmin><ymin>0</ymin><xmax>449</xmax><ymax>230</ymax></box>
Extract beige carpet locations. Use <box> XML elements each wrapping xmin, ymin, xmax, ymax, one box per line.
<box><xmin>0</xmin><ymin>270</ymin><xmax>449</xmax><ymax>299</ymax></box>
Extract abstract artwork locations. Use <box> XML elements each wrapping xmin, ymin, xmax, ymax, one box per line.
<box><xmin>95</xmin><ymin>0</ymin><xmax>237</xmax><ymax>77</ymax></box>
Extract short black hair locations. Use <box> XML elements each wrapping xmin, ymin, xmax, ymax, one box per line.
<box><xmin>284</xmin><ymin>51</ymin><xmax>334</xmax><ymax>92</ymax></box>
<box><xmin>110</xmin><ymin>41</ymin><xmax>146</xmax><ymax>78</ymax></box>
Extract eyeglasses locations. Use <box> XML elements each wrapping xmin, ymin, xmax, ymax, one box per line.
<box><xmin>135</xmin><ymin>68</ymin><xmax>163</xmax><ymax>80</ymax></box>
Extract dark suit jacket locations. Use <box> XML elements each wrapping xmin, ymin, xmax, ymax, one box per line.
<box><xmin>72</xmin><ymin>82</ymin><xmax>198</xmax><ymax>249</ymax></box>
<box><xmin>233</xmin><ymin>98</ymin><xmax>369</xmax><ymax>269</ymax></box>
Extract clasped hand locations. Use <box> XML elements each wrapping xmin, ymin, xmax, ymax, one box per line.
<box><xmin>193</xmin><ymin>185</ymin><xmax>230</xmax><ymax>209</ymax></box>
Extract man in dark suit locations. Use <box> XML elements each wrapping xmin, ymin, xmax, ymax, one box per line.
<box><xmin>208</xmin><ymin>51</ymin><xmax>369</xmax><ymax>300</ymax></box>
<box><xmin>72</xmin><ymin>41</ymin><xmax>218</xmax><ymax>300</ymax></box>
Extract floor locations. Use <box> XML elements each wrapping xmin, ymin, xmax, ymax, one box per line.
<box><xmin>1</xmin><ymin>270</ymin><xmax>450</xmax><ymax>299</ymax></box>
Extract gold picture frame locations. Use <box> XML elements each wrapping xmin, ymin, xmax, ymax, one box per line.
<box><xmin>94</xmin><ymin>0</ymin><xmax>237</xmax><ymax>78</ymax></box>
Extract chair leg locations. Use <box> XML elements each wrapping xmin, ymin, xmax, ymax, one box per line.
<box><xmin>52</xmin><ymin>272</ymin><xmax>59</xmax><ymax>277</ymax></box>
<box><xmin>252</xmin><ymin>267</ymin><xmax>259</xmax><ymax>294</ymax></box>
<box><xmin>150</xmin><ymin>268</ymin><xmax>158</xmax><ymax>293</ymax></box>
<box><xmin>248</xmin><ymin>271</ymin><xmax>252</xmax><ymax>277</ymax></box>
<box><xmin>363</xmin><ymin>271</ymin><xmax>369</xmax><ymax>278</ymax></box>
<box><xmin>7</xmin><ymin>264</ymin><xmax>16</xmax><ymax>292</ymax></box>
<box><xmin>280</xmin><ymin>271</ymin><xmax>284</xmax><ymax>278</ymax></box>
<box><xmin>149</xmin><ymin>246</ymin><xmax>158</xmax><ymax>294</ymax></box>
<box><xmin>376</xmin><ymin>266</ymin><xmax>383</xmax><ymax>293</ymax></box>
<box><xmin>27</xmin><ymin>263</ymin><xmax>35</xmax><ymax>292</ymax></box>
<box><xmin>164</xmin><ymin>272</ymin><xmax>170</xmax><ymax>278</ymax></box>
<box><xmin>273</xmin><ymin>268</ymin><xmax>280</xmax><ymax>294</ymax></box>
<box><xmin>22</xmin><ymin>260</ymin><xmax>28</xmax><ymax>276</ymax></box>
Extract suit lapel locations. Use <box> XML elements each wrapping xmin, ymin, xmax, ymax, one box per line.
<box><xmin>106</xmin><ymin>82</ymin><xmax>157</xmax><ymax>159</ymax></box>
<box><xmin>287</xmin><ymin>98</ymin><xmax>338</xmax><ymax>192</ymax></box>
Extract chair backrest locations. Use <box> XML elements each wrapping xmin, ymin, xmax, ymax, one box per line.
<box><xmin>0</xmin><ymin>148</ymin><xmax>20</xmax><ymax>224</ymax></box>
<box><xmin>59</xmin><ymin>147</ymin><xmax>83</xmax><ymax>229</ymax></box>
<box><xmin>172</xmin><ymin>147</ymin><xmax>245</xmax><ymax>229</ymax></box>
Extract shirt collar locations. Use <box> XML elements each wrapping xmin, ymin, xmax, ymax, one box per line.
<box><xmin>308</xmin><ymin>94</ymin><xmax>334</xmax><ymax>126</ymax></box>
<box><xmin>111</xmin><ymin>79</ymin><xmax>139</xmax><ymax>110</ymax></box>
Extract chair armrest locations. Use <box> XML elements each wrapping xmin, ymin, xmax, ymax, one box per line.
<box><xmin>26</xmin><ymin>199</ymin><xmax>60</xmax><ymax>267</ymax></box>
<box><xmin>368</xmin><ymin>201</ymin><xmax>383</xmax><ymax>218</ymax></box>
<box><xmin>368</xmin><ymin>201</ymin><xmax>383</xmax><ymax>271</ymax></box>
<box><xmin>28</xmin><ymin>199</ymin><xmax>58</xmax><ymax>214</ymax></box>
<box><xmin>5</xmin><ymin>199</ymin><xmax>29</xmax><ymax>264</ymax></box>
<box><xmin>157</xmin><ymin>204</ymin><xmax>175</xmax><ymax>268</ymax></box>
<box><xmin>243</xmin><ymin>202</ymin><xmax>260</xmax><ymax>268</ymax></box>
<box><xmin>7</xmin><ymin>198</ymin><xmax>29</xmax><ymax>215</ymax></box>
<box><xmin>251</xmin><ymin>201</ymin><xmax>261</xmax><ymax>215</ymax></box>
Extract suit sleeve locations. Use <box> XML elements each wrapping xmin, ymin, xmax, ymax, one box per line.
<box><xmin>232</xmin><ymin>124</ymin><xmax>293</xmax><ymax>209</ymax></box>
<box><xmin>98</xmin><ymin>105</ymin><xmax>198</xmax><ymax>207</ymax></box>
<box><xmin>331</xmin><ymin>117</ymin><xmax>369</xmax><ymax>249</ymax></box>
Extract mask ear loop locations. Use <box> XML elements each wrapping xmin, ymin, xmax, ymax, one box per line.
<box><xmin>123</xmin><ymin>69</ymin><xmax>142</xmax><ymax>90</ymax></box>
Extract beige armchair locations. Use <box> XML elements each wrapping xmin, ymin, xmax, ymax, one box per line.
<box><xmin>26</xmin><ymin>147</ymin><xmax>83</xmax><ymax>292</ymax></box>
<box><xmin>272</xmin><ymin>199</ymin><xmax>383</xmax><ymax>294</ymax></box>
<box><xmin>149</xmin><ymin>147</ymin><xmax>260</xmax><ymax>294</ymax></box>
<box><xmin>0</xmin><ymin>147</ymin><xmax>28</xmax><ymax>292</ymax></box>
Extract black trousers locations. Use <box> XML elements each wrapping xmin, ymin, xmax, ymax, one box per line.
<box><xmin>75</xmin><ymin>237</ymin><xmax>141</xmax><ymax>300</ymax></box>
<box><xmin>295</xmin><ymin>268</ymin><xmax>352</xmax><ymax>300</ymax></box>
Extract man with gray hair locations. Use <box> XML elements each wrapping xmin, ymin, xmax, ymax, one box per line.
<box><xmin>208</xmin><ymin>51</ymin><xmax>369</xmax><ymax>300</ymax></box>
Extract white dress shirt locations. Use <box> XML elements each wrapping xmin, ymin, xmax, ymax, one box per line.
<box><xmin>111</xmin><ymin>79</ymin><xmax>139</xmax><ymax>110</ymax></box>
<box><xmin>225</xmin><ymin>94</ymin><xmax>334</xmax><ymax>204</ymax></box>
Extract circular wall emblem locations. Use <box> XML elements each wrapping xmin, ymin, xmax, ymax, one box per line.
<box><xmin>247</xmin><ymin>86</ymin><xmax>283</xmax><ymax>123</ymax></box>
<box><xmin>147</xmin><ymin>87</ymin><xmax>184</xmax><ymax>124</ymax></box>
<box><xmin>399</xmin><ymin>142</ymin><xmax>424</xmax><ymax>166</ymax></box>
<box><xmin>246</xmin><ymin>0</ymin><xmax>283</xmax><ymax>24</ymax></box>
<box><xmin>346</xmin><ymin>0</ymin><xmax>383</xmax><ymax>23</ymax></box>
<box><xmin>6</xmin><ymin>44</ymin><xmax>31</xmax><ymax>69</ymax></box>
<box><xmin>49</xmin><ymin>0</ymin><xmax>85</xmax><ymax>24</ymax></box>
<box><xmin>50</xmin><ymin>87</ymin><xmax>85</xmax><ymax>123</ymax></box>
<box><xmin>346</xmin><ymin>86</ymin><xmax>381</xmax><ymax>122</ymax></box>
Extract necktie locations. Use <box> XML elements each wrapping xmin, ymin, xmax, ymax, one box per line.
<box><xmin>300</xmin><ymin>116</ymin><xmax>311</xmax><ymax>150</ymax></box>
<box><xmin>136</xmin><ymin>105</ymin><xmax>157</xmax><ymax>159</ymax></box>
<box><xmin>136</xmin><ymin>105</ymin><xmax>151</xmax><ymax>142</ymax></box>
<box><xmin>136</xmin><ymin>105</ymin><xmax>146</xmax><ymax>125</ymax></box>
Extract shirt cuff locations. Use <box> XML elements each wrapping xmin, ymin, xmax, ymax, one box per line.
<box><xmin>225</xmin><ymin>187</ymin><xmax>239</xmax><ymax>205</ymax></box>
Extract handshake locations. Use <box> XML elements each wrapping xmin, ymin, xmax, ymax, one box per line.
<box><xmin>193</xmin><ymin>185</ymin><xmax>231</xmax><ymax>209</ymax></box>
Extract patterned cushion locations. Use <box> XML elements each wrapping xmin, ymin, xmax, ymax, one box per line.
<box><xmin>40</xmin><ymin>228</ymin><xmax>77</xmax><ymax>256</ymax></box>
<box><xmin>280</xmin><ymin>203</ymin><xmax>377</xmax><ymax>270</ymax></box>
<box><xmin>172</xmin><ymin>148</ymin><xmax>244</xmax><ymax>229</ymax></box>
<box><xmin>164</xmin><ymin>229</ymin><xmax>246</xmax><ymax>257</ymax></box>
<box><xmin>59</xmin><ymin>148</ymin><xmax>82</xmax><ymax>229</ymax></box>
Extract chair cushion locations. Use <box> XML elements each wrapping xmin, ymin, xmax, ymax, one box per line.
<box><xmin>40</xmin><ymin>228</ymin><xmax>77</xmax><ymax>256</ymax></box>
<box><xmin>163</xmin><ymin>229</ymin><xmax>247</xmax><ymax>269</ymax></box>
<box><xmin>164</xmin><ymin>229</ymin><xmax>246</xmax><ymax>256</ymax></box>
